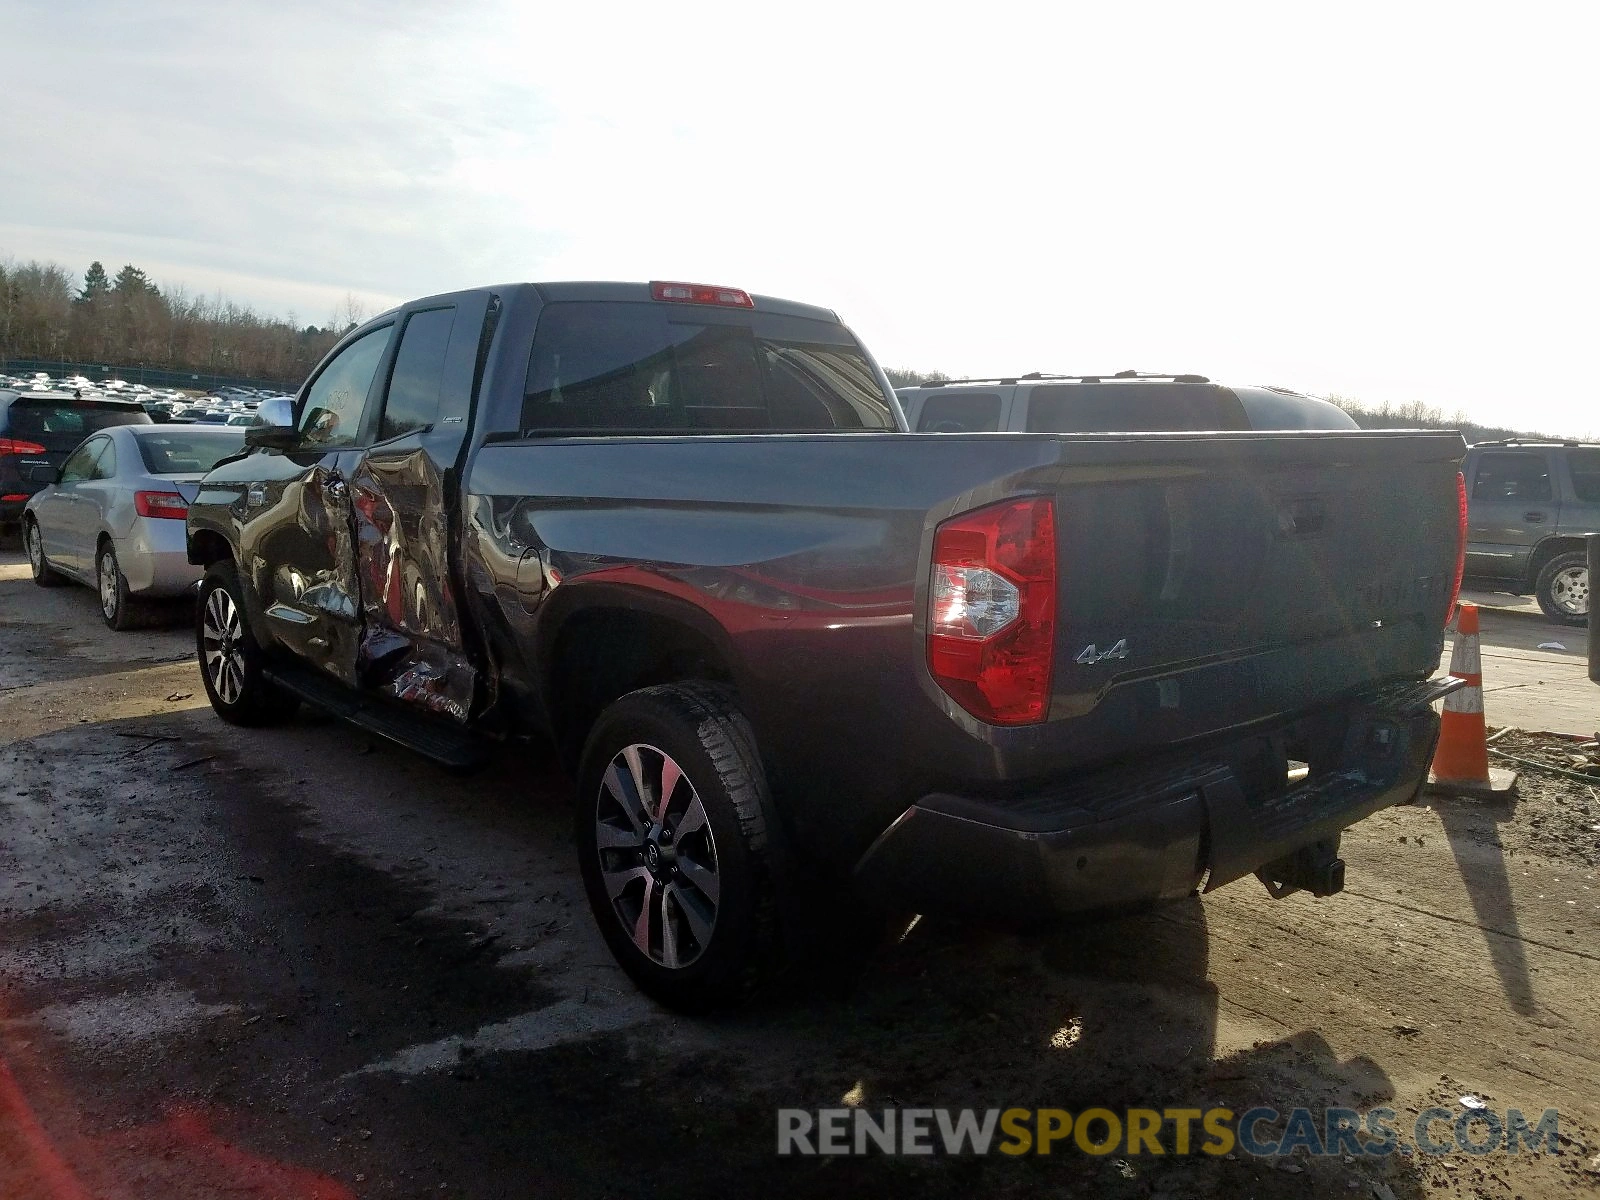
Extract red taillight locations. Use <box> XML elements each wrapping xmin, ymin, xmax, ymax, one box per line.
<box><xmin>0</xmin><ymin>438</ymin><xmax>48</xmax><ymax>455</ymax></box>
<box><xmin>1445</xmin><ymin>469</ymin><xmax>1467</xmax><ymax>625</ymax></box>
<box><xmin>135</xmin><ymin>490</ymin><xmax>188</xmax><ymax>520</ymax></box>
<box><xmin>649</xmin><ymin>280</ymin><xmax>755</xmax><ymax>308</ymax></box>
<box><xmin>927</xmin><ymin>496</ymin><xmax>1057</xmax><ymax>725</ymax></box>
<box><xmin>2</xmin><ymin>493</ymin><xmax>28</xmax><ymax>502</ymax></box>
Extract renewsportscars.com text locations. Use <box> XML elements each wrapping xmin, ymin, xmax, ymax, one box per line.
<box><xmin>776</xmin><ymin>1105</ymin><xmax>1560</xmax><ymax>1158</ymax></box>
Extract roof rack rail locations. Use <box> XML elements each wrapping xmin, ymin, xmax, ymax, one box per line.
<box><xmin>1472</xmin><ymin>438</ymin><xmax>1585</xmax><ymax>448</ymax></box>
<box><xmin>914</xmin><ymin>377</ymin><xmax>1020</xmax><ymax>387</ymax></box>
<box><xmin>910</xmin><ymin>371</ymin><xmax>1213</xmax><ymax>388</ymax></box>
<box><xmin>1015</xmin><ymin>371</ymin><xmax>1212</xmax><ymax>384</ymax></box>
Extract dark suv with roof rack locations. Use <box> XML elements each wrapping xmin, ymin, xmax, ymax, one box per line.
<box><xmin>1461</xmin><ymin>440</ymin><xmax>1597</xmax><ymax>625</ymax></box>
<box><xmin>895</xmin><ymin>372</ymin><xmax>1359</xmax><ymax>434</ymax></box>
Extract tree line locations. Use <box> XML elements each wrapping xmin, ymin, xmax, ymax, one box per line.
<box><xmin>0</xmin><ymin>256</ymin><xmax>367</xmax><ymax>386</ymax></box>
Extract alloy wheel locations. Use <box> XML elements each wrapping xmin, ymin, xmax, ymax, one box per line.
<box><xmin>1549</xmin><ymin>565</ymin><xmax>1590</xmax><ymax>617</ymax></box>
<box><xmin>99</xmin><ymin>551</ymin><xmax>119</xmax><ymax>618</ymax></box>
<box><xmin>594</xmin><ymin>743</ymin><xmax>721</xmax><ymax>969</ymax></box>
<box><xmin>26</xmin><ymin>524</ymin><xmax>43</xmax><ymax>574</ymax></box>
<box><xmin>201</xmin><ymin>587</ymin><xmax>247</xmax><ymax>705</ymax></box>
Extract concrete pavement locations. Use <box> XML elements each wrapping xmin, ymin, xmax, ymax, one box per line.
<box><xmin>1455</xmin><ymin>602</ymin><xmax>1596</xmax><ymax>738</ymax></box>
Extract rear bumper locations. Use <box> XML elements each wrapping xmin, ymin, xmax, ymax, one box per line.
<box><xmin>116</xmin><ymin>519</ymin><xmax>200</xmax><ymax>596</ymax></box>
<box><xmin>852</xmin><ymin>677</ymin><xmax>1456</xmax><ymax>919</ymax></box>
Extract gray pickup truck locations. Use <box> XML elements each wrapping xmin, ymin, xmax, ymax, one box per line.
<box><xmin>186</xmin><ymin>281</ymin><xmax>1468</xmax><ymax>1009</ymax></box>
<box><xmin>1461</xmin><ymin>440</ymin><xmax>1596</xmax><ymax>625</ymax></box>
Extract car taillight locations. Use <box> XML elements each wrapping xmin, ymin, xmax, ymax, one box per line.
<box><xmin>649</xmin><ymin>280</ymin><xmax>755</xmax><ymax>308</ymax></box>
<box><xmin>927</xmin><ymin>496</ymin><xmax>1057</xmax><ymax>725</ymax></box>
<box><xmin>135</xmin><ymin>490</ymin><xmax>188</xmax><ymax>519</ymax></box>
<box><xmin>0</xmin><ymin>438</ymin><xmax>48</xmax><ymax>455</ymax></box>
<box><xmin>1445</xmin><ymin>469</ymin><xmax>1467</xmax><ymax>626</ymax></box>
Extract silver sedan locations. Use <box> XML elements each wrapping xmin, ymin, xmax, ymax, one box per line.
<box><xmin>23</xmin><ymin>424</ymin><xmax>246</xmax><ymax>629</ymax></box>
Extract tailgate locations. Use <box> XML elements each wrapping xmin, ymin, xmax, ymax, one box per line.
<box><xmin>1041</xmin><ymin>430</ymin><xmax>1464</xmax><ymax>755</ymax></box>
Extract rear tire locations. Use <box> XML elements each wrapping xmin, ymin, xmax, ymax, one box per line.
<box><xmin>575</xmin><ymin>683</ymin><xmax>781</xmax><ymax>1011</ymax></box>
<box><xmin>1534</xmin><ymin>551</ymin><xmax>1590</xmax><ymax>626</ymax></box>
<box><xmin>195</xmin><ymin>561</ymin><xmax>300</xmax><ymax>726</ymax></box>
<box><xmin>24</xmin><ymin>519</ymin><xmax>66</xmax><ymax>587</ymax></box>
<box><xmin>97</xmin><ymin>542</ymin><xmax>153</xmax><ymax>631</ymax></box>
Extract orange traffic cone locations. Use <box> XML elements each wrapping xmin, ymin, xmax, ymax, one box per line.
<box><xmin>1427</xmin><ymin>604</ymin><xmax>1517</xmax><ymax>797</ymax></box>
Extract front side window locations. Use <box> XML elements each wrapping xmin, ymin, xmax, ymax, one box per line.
<box><xmin>299</xmin><ymin>325</ymin><xmax>394</xmax><ymax>448</ymax></box>
<box><xmin>381</xmin><ymin>307</ymin><xmax>457</xmax><ymax>440</ymax></box>
<box><xmin>92</xmin><ymin>439</ymin><xmax>117</xmax><ymax>479</ymax></box>
<box><xmin>521</xmin><ymin>302</ymin><xmax>895</xmax><ymax>434</ymax></box>
<box><xmin>1472</xmin><ymin>452</ymin><xmax>1553</xmax><ymax>502</ymax></box>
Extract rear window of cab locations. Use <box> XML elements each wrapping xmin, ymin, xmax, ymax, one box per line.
<box><xmin>521</xmin><ymin>302</ymin><xmax>897</xmax><ymax>434</ymax></box>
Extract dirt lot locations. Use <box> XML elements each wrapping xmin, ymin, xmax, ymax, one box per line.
<box><xmin>2</xmin><ymin>547</ymin><xmax>1598</xmax><ymax>1199</ymax></box>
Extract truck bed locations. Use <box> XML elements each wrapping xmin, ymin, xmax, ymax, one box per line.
<box><xmin>465</xmin><ymin>427</ymin><xmax>1465</xmax><ymax>866</ymax></box>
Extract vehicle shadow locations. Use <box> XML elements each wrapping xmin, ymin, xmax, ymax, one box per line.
<box><xmin>668</xmin><ymin>898</ymin><xmax>1426</xmax><ymax>1198</ymax></box>
<box><xmin>1418</xmin><ymin>791</ymin><xmax>1538</xmax><ymax>1016</ymax></box>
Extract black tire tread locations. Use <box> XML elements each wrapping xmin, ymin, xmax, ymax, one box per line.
<box><xmin>577</xmin><ymin>681</ymin><xmax>783</xmax><ymax>1011</ymax></box>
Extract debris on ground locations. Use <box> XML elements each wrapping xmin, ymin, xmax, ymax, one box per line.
<box><xmin>1486</xmin><ymin>728</ymin><xmax>1600</xmax><ymax>781</ymax></box>
<box><xmin>1473</xmin><ymin>730</ymin><xmax>1600</xmax><ymax>867</ymax></box>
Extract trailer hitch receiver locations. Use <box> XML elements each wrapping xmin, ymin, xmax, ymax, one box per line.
<box><xmin>1256</xmin><ymin>837</ymin><xmax>1346</xmax><ymax>899</ymax></box>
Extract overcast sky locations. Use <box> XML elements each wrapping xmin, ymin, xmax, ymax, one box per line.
<box><xmin>3</xmin><ymin>0</ymin><xmax>1596</xmax><ymax>434</ymax></box>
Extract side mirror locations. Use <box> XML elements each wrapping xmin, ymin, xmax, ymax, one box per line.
<box><xmin>25</xmin><ymin>463</ymin><xmax>59</xmax><ymax>484</ymax></box>
<box><xmin>243</xmin><ymin>396</ymin><xmax>299</xmax><ymax>450</ymax></box>
<box><xmin>244</xmin><ymin>424</ymin><xmax>302</xmax><ymax>451</ymax></box>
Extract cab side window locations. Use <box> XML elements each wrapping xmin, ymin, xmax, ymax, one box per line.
<box><xmin>1472</xmin><ymin>452</ymin><xmax>1553</xmax><ymax>503</ymax></box>
<box><xmin>379</xmin><ymin>307</ymin><xmax>457</xmax><ymax>440</ymax></box>
<box><xmin>299</xmin><ymin>325</ymin><xmax>394</xmax><ymax>449</ymax></box>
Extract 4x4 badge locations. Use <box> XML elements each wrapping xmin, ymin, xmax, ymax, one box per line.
<box><xmin>1075</xmin><ymin>639</ymin><xmax>1129</xmax><ymax>666</ymax></box>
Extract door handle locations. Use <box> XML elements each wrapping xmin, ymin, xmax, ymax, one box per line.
<box><xmin>1523</xmin><ymin>511</ymin><xmax>1546</xmax><ymax>523</ymax></box>
<box><xmin>324</xmin><ymin>477</ymin><xmax>349</xmax><ymax>502</ymax></box>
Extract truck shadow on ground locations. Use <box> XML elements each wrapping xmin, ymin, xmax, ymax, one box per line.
<box><xmin>352</xmin><ymin>895</ymin><xmax>1428</xmax><ymax>1199</ymax></box>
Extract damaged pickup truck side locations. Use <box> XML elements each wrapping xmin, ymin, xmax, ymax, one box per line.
<box><xmin>186</xmin><ymin>281</ymin><xmax>1469</xmax><ymax>1009</ymax></box>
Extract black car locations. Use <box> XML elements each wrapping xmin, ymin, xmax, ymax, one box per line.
<box><xmin>0</xmin><ymin>390</ymin><xmax>151</xmax><ymax>536</ymax></box>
